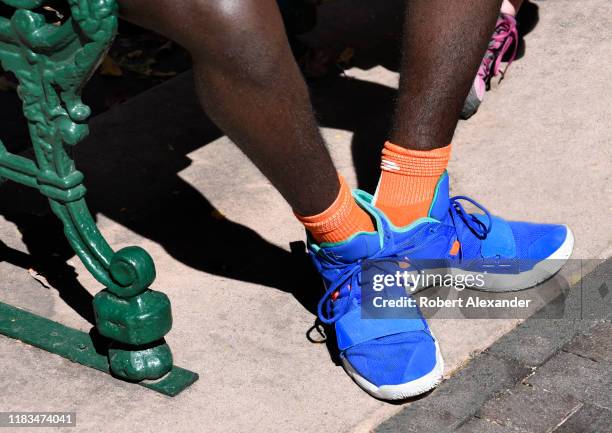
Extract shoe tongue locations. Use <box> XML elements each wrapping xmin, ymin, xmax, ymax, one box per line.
<box><xmin>428</xmin><ymin>171</ymin><xmax>450</xmax><ymax>220</ymax></box>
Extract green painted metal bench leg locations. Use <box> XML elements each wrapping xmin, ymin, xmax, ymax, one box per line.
<box><xmin>0</xmin><ymin>1</ymin><xmax>197</xmax><ymax>395</ymax></box>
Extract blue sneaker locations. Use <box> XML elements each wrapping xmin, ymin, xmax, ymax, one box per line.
<box><xmin>378</xmin><ymin>171</ymin><xmax>574</xmax><ymax>292</ymax></box>
<box><xmin>308</xmin><ymin>198</ymin><xmax>444</xmax><ymax>400</ymax></box>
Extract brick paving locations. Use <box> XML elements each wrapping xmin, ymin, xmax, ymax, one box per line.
<box><xmin>377</xmin><ymin>261</ymin><xmax>612</xmax><ymax>433</ymax></box>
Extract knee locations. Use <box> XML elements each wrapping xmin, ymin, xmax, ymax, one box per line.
<box><xmin>122</xmin><ymin>0</ymin><xmax>290</xmax><ymax>86</ymax></box>
<box><xmin>181</xmin><ymin>0</ymin><xmax>290</xmax><ymax>85</ymax></box>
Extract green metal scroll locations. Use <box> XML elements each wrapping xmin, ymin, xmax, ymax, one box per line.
<box><xmin>0</xmin><ymin>0</ymin><xmax>197</xmax><ymax>395</ymax></box>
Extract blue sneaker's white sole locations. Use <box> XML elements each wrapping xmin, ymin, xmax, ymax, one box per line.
<box><xmin>450</xmin><ymin>225</ymin><xmax>575</xmax><ymax>292</ymax></box>
<box><xmin>341</xmin><ymin>340</ymin><xmax>444</xmax><ymax>401</ymax></box>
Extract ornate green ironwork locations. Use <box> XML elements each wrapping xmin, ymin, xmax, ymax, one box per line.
<box><xmin>0</xmin><ymin>302</ymin><xmax>198</xmax><ymax>396</ymax></box>
<box><xmin>0</xmin><ymin>0</ymin><xmax>197</xmax><ymax>393</ymax></box>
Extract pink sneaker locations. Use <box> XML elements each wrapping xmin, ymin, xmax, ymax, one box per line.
<box><xmin>461</xmin><ymin>14</ymin><xmax>518</xmax><ymax>119</ymax></box>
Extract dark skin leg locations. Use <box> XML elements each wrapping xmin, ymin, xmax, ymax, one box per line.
<box><xmin>118</xmin><ymin>0</ymin><xmax>501</xmax><ymax>213</ymax></box>
<box><xmin>391</xmin><ymin>0</ymin><xmax>503</xmax><ymax>150</ymax></box>
<box><xmin>118</xmin><ymin>0</ymin><xmax>339</xmax><ymax>216</ymax></box>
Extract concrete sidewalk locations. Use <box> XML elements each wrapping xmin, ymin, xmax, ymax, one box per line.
<box><xmin>0</xmin><ymin>0</ymin><xmax>611</xmax><ymax>432</ymax></box>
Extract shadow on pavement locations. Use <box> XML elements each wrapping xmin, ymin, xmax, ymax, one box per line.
<box><xmin>0</xmin><ymin>68</ymin><xmax>398</xmax><ymax>323</ymax></box>
<box><xmin>0</xmin><ymin>0</ymin><xmax>541</xmax><ymax>325</ymax></box>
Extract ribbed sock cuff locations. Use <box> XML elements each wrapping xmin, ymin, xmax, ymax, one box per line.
<box><xmin>381</xmin><ymin>142</ymin><xmax>451</xmax><ymax>177</ymax></box>
<box><xmin>375</xmin><ymin>142</ymin><xmax>451</xmax><ymax>227</ymax></box>
<box><xmin>297</xmin><ymin>175</ymin><xmax>375</xmax><ymax>244</ymax></box>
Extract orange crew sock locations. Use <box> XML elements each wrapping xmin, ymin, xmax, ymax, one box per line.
<box><xmin>374</xmin><ymin>141</ymin><xmax>451</xmax><ymax>227</ymax></box>
<box><xmin>297</xmin><ymin>175</ymin><xmax>375</xmax><ymax>244</ymax></box>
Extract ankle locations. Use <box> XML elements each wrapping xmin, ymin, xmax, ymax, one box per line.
<box><xmin>297</xmin><ymin>175</ymin><xmax>375</xmax><ymax>244</ymax></box>
<box><xmin>374</xmin><ymin>142</ymin><xmax>451</xmax><ymax>227</ymax></box>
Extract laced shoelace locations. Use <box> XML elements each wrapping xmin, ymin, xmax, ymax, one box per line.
<box><xmin>317</xmin><ymin>197</ymin><xmax>493</xmax><ymax>324</ymax></box>
<box><xmin>479</xmin><ymin>14</ymin><xmax>518</xmax><ymax>85</ymax></box>
<box><xmin>316</xmin><ymin>232</ymin><xmax>398</xmax><ymax>324</ymax></box>
<box><xmin>449</xmin><ymin>195</ymin><xmax>493</xmax><ymax>242</ymax></box>
<box><xmin>316</xmin><ymin>259</ymin><xmax>363</xmax><ymax>324</ymax></box>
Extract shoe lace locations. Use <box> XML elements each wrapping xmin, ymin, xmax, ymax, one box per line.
<box><xmin>317</xmin><ymin>197</ymin><xmax>493</xmax><ymax>324</ymax></box>
<box><xmin>316</xmin><ymin>246</ymin><xmax>388</xmax><ymax>325</ymax></box>
<box><xmin>479</xmin><ymin>15</ymin><xmax>518</xmax><ymax>85</ymax></box>
<box><xmin>449</xmin><ymin>195</ymin><xmax>493</xmax><ymax>241</ymax></box>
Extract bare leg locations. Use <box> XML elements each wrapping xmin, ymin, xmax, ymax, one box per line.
<box><xmin>374</xmin><ymin>0</ymin><xmax>502</xmax><ymax>226</ymax></box>
<box><xmin>118</xmin><ymin>0</ymin><xmax>338</xmax><ymax>216</ymax></box>
<box><xmin>391</xmin><ymin>0</ymin><xmax>502</xmax><ymax>150</ymax></box>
